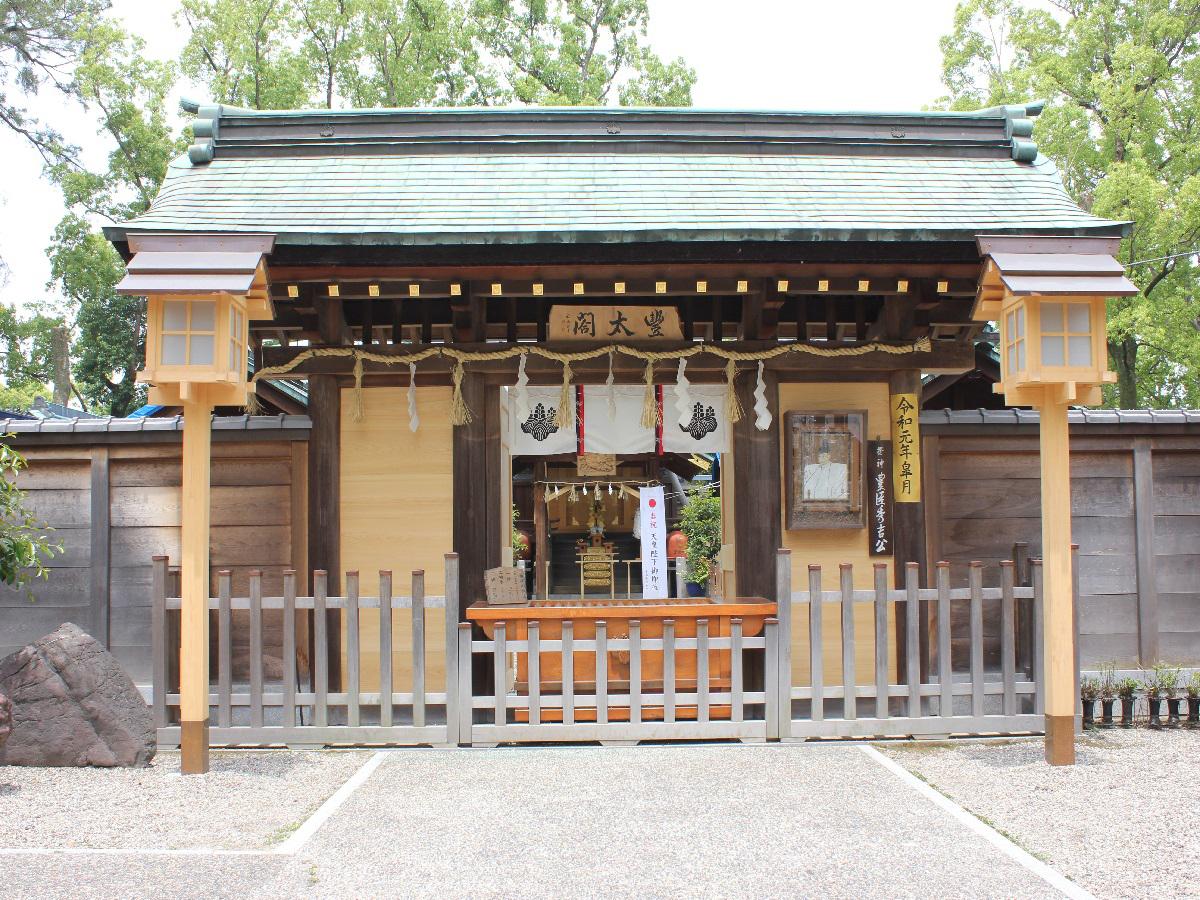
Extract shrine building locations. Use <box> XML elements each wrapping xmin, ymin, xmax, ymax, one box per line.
<box><xmin>103</xmin><ymin>102</ymin><xmax>1138</xmax><ymax>770</ymax></box>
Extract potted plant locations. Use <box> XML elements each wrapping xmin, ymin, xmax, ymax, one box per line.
<box><xmin>1163</xmin><ymin>664</ymin><xmax>1183</xmax><ymax>727</ymax></box>
<box><xmin>679</xmin><ymin>486</ymin><xmax>722</xmax><ymax>598</ymax></box>
<box><xmin>1098</xmin><ymin>661</ymin><xmax>1117</xmax><ymax>727</ymax></box>
<box><xmin>1116</xmin><ymin>677</ymin><xmax>1139</xmax><ymax>727</ymax></box>
<box><xmin>1143</xmin><ymin>663</ymin><xmax>1182</xmax><ymax>729</ymax></box>
<box><xmin>1186</xmin><ymin>672</ymin><xmax>1200</xmax><ymax>728</ymax></box>
<box><xmin>1079</xmin><ymin>677</ymin><xmax>1100</xmax><ymax>728</ymax></box>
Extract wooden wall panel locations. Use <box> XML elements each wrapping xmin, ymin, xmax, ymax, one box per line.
<box><xmin>1</xmin><ymin>440</ymin><xmax>302</xmax><ymax>684</ymax></box>
<box><xmin>340</xmin><ymin>386</ymin><xmax>454</xmax><ymax>683</ymax></box>
<box><xmin>0</xmin><ymin>456</ymin><xmax>94</xmax><ymax>664</ymax></box>
<box><xmin>777</xmin><ymin>382</ymin><xmax>895</xmax><ymax>680</ymax></box>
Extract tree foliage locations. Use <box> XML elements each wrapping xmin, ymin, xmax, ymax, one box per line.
<box><xmin>937</xmin><ymin>0</ymin><xmax>1200</xmax><ymax>408</ymax></box>
<box><xmin>1</xmin><ymin>0</ymin><xmax>691</xmax><ymax>416</ymax></box>
<box><xmin>679</xmin><ymin>485</ymin><xmax>721</xmax><ymax>584</ymax></box>
<box><xmin>0</xmin><ymin>439</ymin><xmax>58</xmax><ymax>591</ymax></box>
<box><xmin>179</xmin><ymin>0</ymin><xmax>693</xmax><ymax>109</ymax></box>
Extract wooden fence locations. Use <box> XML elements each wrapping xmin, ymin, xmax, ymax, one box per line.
<box><xmin>152</xmin><ymin>553</ymin><xmax>1044</xmax><ymax>747</ymax></box>
<box><xmin>153</xmin><ymin>557</ymin><xmax>458</xmax><ymax>747</ymax></box>
<box><xmin>922</xmin><ymin>418</ymin><xmax>1200</xmax><ymax>667</ymax></box>
<box><xmin>780</xmin><ymin>555</ymin><xmax>1044</xmax><ymax>740</ymax></box>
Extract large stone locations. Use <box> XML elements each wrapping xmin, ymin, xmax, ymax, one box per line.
<box><xmin>0</xmin><ymin>623</ymin><xmax>155</xmax><ymax>767</ymax></box>
<box><xmin>0</xmin><ymin>691</ymin><xmax>11</xmax><ymax>748</ymax></box>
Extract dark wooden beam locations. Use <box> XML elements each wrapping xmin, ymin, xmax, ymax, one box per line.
<box><xmin>269</xmin><ymin>260</ymin><xmax>983</xmax><ymax>284</ymax></box>
<box><xmin>740</xmin><ymin>283</ymin><xmax>765</xmax><ymax>340</ymax></box>
<box><xmin>307</xmin><ymin>375</ymin><xmax>342</xmax><ymax>688</ymax></box>
<box><xmin>452</xmin><ymin>373</ymin><xmax>493</xmax><ymax>620</ymax></box>
<box><xmin>733</xmin><ymin>367</ymin><xmax>781</xmax><ymax>603</ymax></box>
<box><xmin>317</xmin><ymin>293</ymin><xmax>351</xmax><ymax>345</ymax></box>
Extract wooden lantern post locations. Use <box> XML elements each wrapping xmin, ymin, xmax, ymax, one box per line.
<box><xmin>115</xmin><ymin>235</ymin><xmax>275</xmax><ymax>774</ymax></box>
<box><xmin>179</xmin><ymin>386</ymin><xmax>213</xmax><ymax>773</ymax></box>
<box><xmin>975</xmin><ymin>236</ymin><xmax>1138</xmax><ymax>766</ymax></box>
<box><xmin>133</xmin><ymin>286</ymin><xmax>267</xmax><ymax>773</ymax></box>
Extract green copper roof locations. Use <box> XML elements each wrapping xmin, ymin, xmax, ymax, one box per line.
<box><xmin>106</xmin><ymin>105</ymin><xmax>1127</xmax><ymax>247</ymax></box>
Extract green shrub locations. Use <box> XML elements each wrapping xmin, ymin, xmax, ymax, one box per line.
<box><xmin>679</xmin><ymin>486</ymin><xmax>721</xmax><ymax>584</ymax></box>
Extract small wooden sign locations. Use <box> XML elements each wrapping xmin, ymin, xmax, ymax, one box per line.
<box><xmin>549</xmin><ymin>305</ymin><xmax>682</xmax><ymax>342</ymax></box>
<box><xmin>890</xmin><ymin>392</ymin><xmax>922</xmax><ymax>502</ymax></box>
<box><xmin>867</xmin><ymin>440</ymin><xmax>894</xmax><ymax>557</ymax></box>
<box><xmin>577</xmin><ymin>453</ymin><xmax>617</xmax><ymax>476</ymax></box>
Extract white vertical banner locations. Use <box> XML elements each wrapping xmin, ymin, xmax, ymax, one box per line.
<box><xmin>639</xmin><ymin>485</ymin><xmax>668</xmax><ymax>600</ymax></box>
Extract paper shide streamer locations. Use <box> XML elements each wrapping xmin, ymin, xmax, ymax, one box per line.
<box><xmin>753</xmin><ymin>360</ymin><xmax>772</xmax><ymax>431</ymax></box>
<box><xmin>673</xmin><ymin>357</ymin><xmax>692</xmax><ymax>428</ymax></box>
<box><xmin>514</xmin><ymin>353</ymin><xmax>530</xmax><ymax>422</ymax></box>
<box><xmin>407</xmin><ymin>362</ymin><xmax>419</xmax><ymax>433</ymax></box>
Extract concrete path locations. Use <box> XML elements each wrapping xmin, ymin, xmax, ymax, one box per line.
<box><xmin>0</xmin><ymin>744</ymin><xmax>1070</xmax><ymax>898</ymax></box>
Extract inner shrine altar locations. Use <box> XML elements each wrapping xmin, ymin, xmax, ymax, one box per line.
<box><xmin>466</xmin><ymin>597</ymin><xmax>775</xmax><ymax>721</ymax></box>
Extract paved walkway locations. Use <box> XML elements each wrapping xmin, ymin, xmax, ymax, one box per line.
<box><xmin>1</xmin><ymin>744</ymin><xmax>1070</xmax><ymax>898</ymax></box>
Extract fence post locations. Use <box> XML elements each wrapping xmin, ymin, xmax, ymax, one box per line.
<box><xmin>775</xmin><ymin>549</ymin><xmax>792</xmax><ymax>738</ymax></box>
<box><xmin>764</xmin><ymin>617</ymin><xmax>780</xmax><ymax>740</ymax></box>
<box><xmin>1031</xmin><ymin>558</ymin><xmax>1045</xmax><ymax>716</ymax></box>
<box><xmin>968</xmin><ymin>561</ymin><xmax>984</xmax><ymax>719</ymax></box>
<box><xmin>808</xmin><ymin>565</ymin><xmax>824</xmax><ymax>723</ymax></box>
<box><xmin>445</xmin><ymin>553</ymin><xmax>460</xmax><ymax>746</ymax></box>
<box><xmin>1071</xmin><ymin>544</ymin><xmax>1080</xmax><ymax>727</ymax></box>
<box><xmin>457</xmin><ymin>622</ymin><xmax>473</xmax><ymax>746</ymax></box>
<box><xmin>905</xmin><ymin>563</ymin><xmax>921</xmax><ymax>718</ymax></box>
<box><xmin>873</xmin><ymin>563</ymin><xmax>889</xmax><ymax>720</ymax></box>
<box><xmin>151</xmin><ymin>555</ymin><xmax>168</xmax><ymax>731</ymax></box>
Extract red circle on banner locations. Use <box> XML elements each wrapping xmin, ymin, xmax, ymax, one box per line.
<box><xmin>648</xmin><ymin>498</ymin><xmax>657</xmax><ymax>507</ymax></box>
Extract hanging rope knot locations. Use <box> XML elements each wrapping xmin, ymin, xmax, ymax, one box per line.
<box><xmin>555</xmin><ymin>359</ymin><xmax>575</xmax><ymax>429</ymax></box>
<box><xmin>640</xmin><ymin>358</ymin><xmax>659</xmax><ymax>429</ymax></box>
<box><xmin>724</xmin><ymin>358</ymin><xmax>743</xmax><ymax>424</ymax></box>
<box><xmin>449</xmin><ymin>359</ymin><xmax>473</xmax><ymax>426</ymax></box>
<box><xmin>351</xmin><ymin>356</ymin><xmax>365</xmax><ymax>422</ymax></box>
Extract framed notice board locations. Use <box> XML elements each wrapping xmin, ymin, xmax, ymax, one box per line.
<box><xmin>784</xmin><ymin>410</ymin><xmax>867</xmax><ymax>530</ymax></box>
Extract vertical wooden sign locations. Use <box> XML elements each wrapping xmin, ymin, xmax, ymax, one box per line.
<box><xmin>890</xmin><ymin>392</ymin><xmax>921</xmax><ymax>502</ymax></box>
<box><xmin>868</xmin><ymin>440</ymin><xmax>893</xmax><ymax>557</ymax></box>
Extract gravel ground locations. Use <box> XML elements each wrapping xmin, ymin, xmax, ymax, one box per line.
<box><xmin>884</xmin><ymin>728</ymin><xmax>1200</xmax><ymax>900</ymax></box>
<box><xmin>277</xmin><ymin>745</ymin><xmax>1056</xmax><ymax>898</ymax></box>
<box><xmin>0</xmin><ymin>749</ymin><xmax>370</xmax><ymax>850</ymax></box>
<box><xmin>0</xmin><ymin>743</ymin><xmax>1087</xmax><ymax>898</ymax></box>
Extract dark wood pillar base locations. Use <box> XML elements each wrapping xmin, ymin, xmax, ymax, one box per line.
<box><xmin>1044</xmin><ymin>714</ymin><xmax>1076</xmax><ymax>766</ymax></box>
<box><xmin>180</xmin><ymin>719</ymin><xmax>210</xmax><ymax>774</ymax></box>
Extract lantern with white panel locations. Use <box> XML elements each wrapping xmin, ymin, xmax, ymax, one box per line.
<box><xmin>116</xmin><ymin>233</ymin><xmax>275</xmax><ymax>775</ymax></box>
<box><xmin>140</xmin><ymin>292</ymin><xmax>254</xmax><ymax>405</ymax></box>
<box><xmin>974</xmin><ymin>235</ymin><xmax>1137</xmax><ymax>767</ymax></box>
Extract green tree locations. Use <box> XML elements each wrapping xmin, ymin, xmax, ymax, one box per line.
<box><xmin>48</xmin><ymin>215</ymin><xmax>145</xmax><ymax>415</ymax></box>
<box><xmin>470</xmin><ymin>0</ymin><xmax>695</xmax><ymax>105</ymax></box>
<box><xmin>0</xmin><ymin>303</ymin><xmax>59</xmax><ymax>411</ymax></box>
<box><xmin>937</xmin><ymin>0</ymin><xmax>1200</xmax><ymax>407</ymax></box>
<box><xmin>0</xmin><ymin>439</ymin><xmax>58</xmax><ymax>591</ymax></box>
<box><xmin>0</xmin><ymin>0</ymin><xmax>112</xmax><ymax>168</ymax></box>
<box><xmin>178</xmin><ymin>0</ymin><xmax>311</xmax><ymax>109</ymax></box>
<box><xmin>39</xmin><ymin>25</ymin><xmax>180</xmax><ymax>416</ymax></box>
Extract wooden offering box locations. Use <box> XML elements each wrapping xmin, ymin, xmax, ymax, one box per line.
<box><xmin>466</xmin><ymin>597</ymin><xmax>774</xmax><ymax>721</ymax></box>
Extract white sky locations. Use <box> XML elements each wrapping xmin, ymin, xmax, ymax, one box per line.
<box><xmin>0</xmin><ymin>0</ymin><xmax>961</xmax><ymax>310</ymax></box>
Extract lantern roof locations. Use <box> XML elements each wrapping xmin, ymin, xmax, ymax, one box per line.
<box><xmin>104</xmin><ymin>103</ymin><xmax>1129</xmax><ymax>250</ymax></box>
<box><xmin>974</xmin><ymin>234</ymin><xmax>1139</xmax><ymax>320</ymax></box>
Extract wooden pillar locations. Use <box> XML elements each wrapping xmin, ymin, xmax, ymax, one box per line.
<box><xmin>89</xmin><ymin>447</ymin><xmax>111</xmax><ymax>648</ymax></box>
<box><xmin>1037</xmin><ymin>399</ymin><xmax>1076</xmax><ymax>766</ymax></box>
<box><xmin>453</xmin><ymin>373</ymin><xmax>492</xmax><ymax>617</ymax></box>
<box><xmin>1132</xmin><ymin>439</ymin><xmax>1159</xmax><ymax>664</ymax></box>
<box><xmin>732</xmin><ymin>368</ymin><xmax>781</xmax><ymax>601</ymax></box>
<box><xmin>889</xmin><ymin>371</ymin><xmax>928</xmax><ymax>583</ymax></box>
<box><xmin>180</xmin><ymin>391</ymin><xmax>212</xmax><ymax>774</ymax></box>
<box><xmin>307</xmin><ymin>376</ymin><xmax>341</xmax><ymax>686</ymax></box>
<box><xmin>533</xmin><ymin>461</ymin><xmax>549</xmax><ymax>599</ymax></box>
<box><xmin>889</xmin><ymin>370</ymin><xmax>928</xmax><ymax>688</ymax></box>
